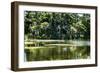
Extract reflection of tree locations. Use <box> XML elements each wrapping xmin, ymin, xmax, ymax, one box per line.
<box><xmin>24</xmin><ymin>11</ymin><xmax>90</xmax><ymax>40</ymax></box>
<box><xmin>25</xmin><ymin>46</ymin><xmax>90</xmax><ymax>61</ymax></box>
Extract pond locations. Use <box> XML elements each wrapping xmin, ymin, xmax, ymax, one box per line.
<box><xmin>24</xmin><ymin>40</ymin><xmax>90</xmax><ymax>61</ymax></box>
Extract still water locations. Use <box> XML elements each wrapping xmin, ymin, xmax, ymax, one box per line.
<box><xmin>24</xmin><ymin>40</ymin><xmax>90</xmax><ymax>61</ymax></box>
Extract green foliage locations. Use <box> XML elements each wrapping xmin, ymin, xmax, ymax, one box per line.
<box><xmin>24</xmin><ymin>11</ymin><xmax>90</xmax><ymax>40</ymax></box>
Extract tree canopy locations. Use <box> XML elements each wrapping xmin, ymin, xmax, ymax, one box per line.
<box><xmin>24</xmin><ymin>11</ymin><xmax>90</xmax><ymax>40</ymax></box>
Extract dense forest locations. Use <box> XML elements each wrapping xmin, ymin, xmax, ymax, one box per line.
<box><xmin>24</xmin><ymin>11</ymin><xmax>90</xmax><ymax>40</ymax></box>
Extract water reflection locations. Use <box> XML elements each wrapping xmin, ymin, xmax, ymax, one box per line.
<box><xmin>24</xmin><ymin>40</ymin><xmax>90</xmax><ymax>61</ymax></box>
